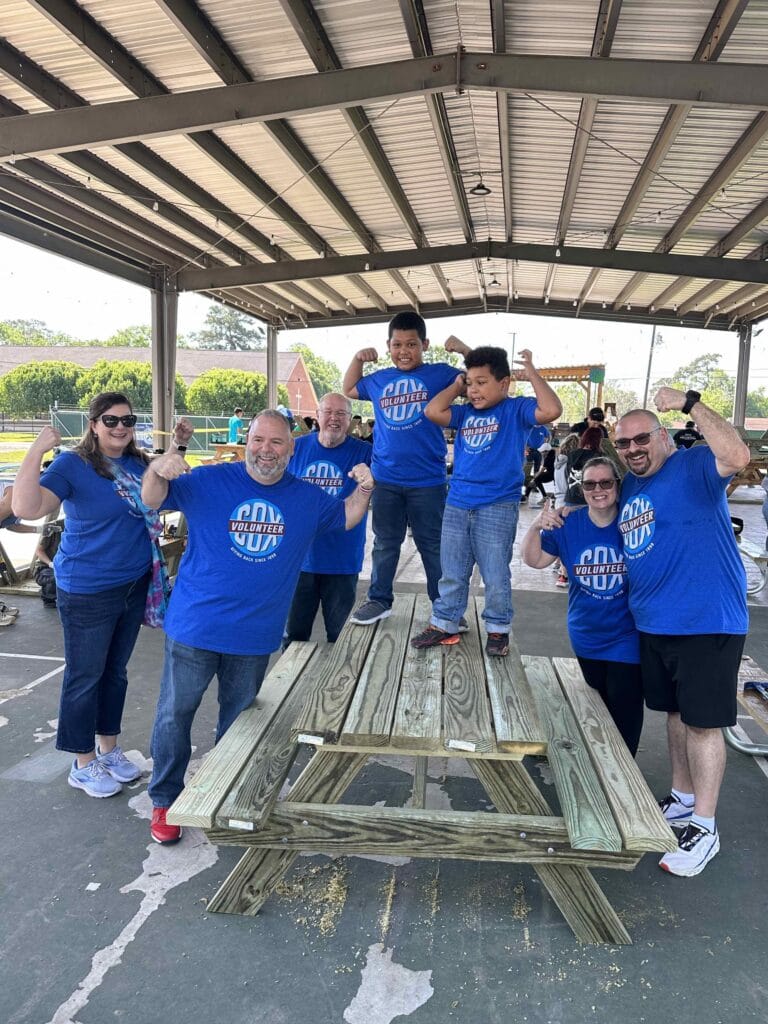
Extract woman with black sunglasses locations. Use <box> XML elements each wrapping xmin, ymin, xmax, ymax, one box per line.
<box><xmin>520</xmin><ymin>456</ymin><xmax>644</xmax><ymax>755</ymax></box>
<box><xmin>13</xmin><ymin>392</ymin><xmax>166</xmax><ymax>798</ymax></box>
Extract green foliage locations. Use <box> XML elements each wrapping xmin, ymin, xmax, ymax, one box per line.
<box><xmin>289</xmin><ymin>344</ymin><xmax>341</xmax><ymax>400</ymax></box>
<box><xmin>103</xmin><ymin>325</ymin><xmax>151</xmax><ymax>347</ymax></box>
<box><xmin>191</xmin><ymin>305</ymin><xmax>265</xmax><ymax>350</ymax></box>
<box><xmin>602</xmin><ymin>382</ymin><xmax>642</xmax><ymax>417</ymax></box>
<box><xmin>746</xmin><ymin>388</ymin><xmax>768</xmax><ymax>417</ymax></box>
<box><xmin>76</xmin><ymin>360</ymin><xmax>187</xmax><ymax>412</ymax></box>
<box><xmin>0</xmin><ymin>318</ymin><xmax>75</xmax><ymax>346</ymax></box>
<box><xmin>422</xmin><ymin>345</ymin><xmax>463</xmax><ymax>367</ymax></box>
<box><xmin>0</xmin><ymin>360</ymin><xmax>84</xmax><ymax>416</ymax></box>
<box><xmin>186</xmin><ymin>368</ymin><xmax>288</xmax><ymax>416</ymax></box>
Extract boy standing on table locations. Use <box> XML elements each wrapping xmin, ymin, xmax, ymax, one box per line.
<box><xmin>343</xmin><ymin>311</ymin><xmax>470</xmax><ymax>625</ymax></box>
<box><xmin>410</xmin><ymin>346</ymin><xmax>561</xmax><ymax>657</ymax></box>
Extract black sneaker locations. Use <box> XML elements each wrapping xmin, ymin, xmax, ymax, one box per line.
<box><xmin>659</xmin><ymin>822</ymin><xmax>720</xmax><ymax>877</ymax></box>
<box><xmin>485</xmin><ymin>632</ymin><xmax>509</xmax><ymax>657</ymax></box>
<box><xmin>349</xmin><ymin>600</ymin><xmax>391</xmax><ymax>625</ymax></box>
<box><xmin>410</xmin><ymin>626</ymin><xmax>460</xmax><ymax>649</ymax></box>
<box><xmin>458</xmin><ymin>616</ymin><xmax>469</xmax><ymax>632</ymax></box>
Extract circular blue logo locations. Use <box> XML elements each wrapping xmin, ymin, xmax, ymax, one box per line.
<box><xmin>302</xmin><ymin>460</ymin><xmax>344</xmax><ymax>497</ymax></box>
<box><xmin>619</xmin><ymin>493</ymin><xmax>656</xmax><ymax>556</ymax></box>
<box><xmin>572</xmin><ymin>544</ymin><xmax>627</xmax><ymax>597</ymax></box>
<box><xmin>460</xmin><ymin>413</ymin><xmax>500</xmax><ymax>453</ymax></box>
<box><xmin>228</xmin><ymin>498</ymin><xmax>285</xmax><ymax>561</ymax></box>
<box><xmin>378</xmin><ymin>375</ymin><xmax>428</xmax><ymax>428</ymax></box>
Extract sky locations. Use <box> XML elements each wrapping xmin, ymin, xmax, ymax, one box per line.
<box><xmin>2</xmin><ymin>235</ymin><xmax>768</xmax><ymax>398</ymax></box>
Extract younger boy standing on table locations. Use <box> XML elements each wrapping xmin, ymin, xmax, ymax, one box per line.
<box><xmin>343</xmin><ymin>311</ymin><xmax>469</xmax><ymax>624</ymax></box>
<box><xmin>410</xmin><ymin>347</ymin><xmax>561</xmax><ymax>656</ymax></box>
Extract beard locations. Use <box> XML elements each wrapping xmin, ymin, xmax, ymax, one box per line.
<box><xmin>245</xmin><ymin>449</ymin><xmax>289</xmax><ymax>482</ymax></box>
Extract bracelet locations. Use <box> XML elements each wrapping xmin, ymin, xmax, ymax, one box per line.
<box><xmin>359</xmin><ymin>483</ymin><xmax>374</xmax><ymax>492</ymax></box>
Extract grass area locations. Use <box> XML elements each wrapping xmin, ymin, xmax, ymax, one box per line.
<box><xmin>0</xmin><ymin>450</ymin><xmax>30</xmax><ymax>466</ymax></box>
<box><xmin>0</xmin><ymin>432</ymin><xmax>38</xmax><ymax>443</ymax></box>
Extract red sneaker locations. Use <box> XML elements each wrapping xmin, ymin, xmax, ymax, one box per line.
<box><xmin>151</xmin><ymin>807</ymin><xmax>182</xmax><ymax>845</ymax></box>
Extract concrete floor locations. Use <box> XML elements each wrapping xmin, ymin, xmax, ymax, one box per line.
<box><xmin>1</xmin><ymin>489</ymin><xmax>768</xmax><ymax>1024</ymax></box>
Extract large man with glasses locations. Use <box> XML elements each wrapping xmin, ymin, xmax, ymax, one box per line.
<box><xmin>615</xmin><ymin>391</ymin><xmax>749</xmax><ymax>877</ymax></box>
<box><xmin>140</xmin><ymin>410</ymin><xmax>374</xmax><ymax>847</ymax></box>
<box><xmin>284</xmin><ymin>393</ymin><xmax>372</xmax><ymax>644</ymax></box>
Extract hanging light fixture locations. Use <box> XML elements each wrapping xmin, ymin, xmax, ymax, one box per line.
<box><xmin>469</xmin><ymin>177</ymin><xmax>491</xmax><ymax>197</ymax></box>
<box><xmin>489</xmin><ymin>275</ymin><xmax>501</xmax><ymax>288</ymax></box>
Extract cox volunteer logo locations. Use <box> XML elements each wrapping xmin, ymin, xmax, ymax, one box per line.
<box><xmin>228</xmin><ymin>498</ymin><xmax>286</xmax><ymax>561</ymax></box>
<box><xmin>379</xmin><ymin>375</ymin><xmax>428</xmax><ymax>428</ymax></box>
<box><xmin>460</xmin><ymin>413</ymin><xmax>500</xmax><ymax>453</ymax></box>
<box><xmin>619</xmin><ymin>493</ymin><xmax>655</xmax><ymax>555</ymax></box>
<box><xmin>302</xmin><ymin>460</ymin><xmax>344</xmax><ymax>496</ymax></box>
<box><xmin>572</xmin><ymin>545</ymin><xmax>627</xmax><ymax>597</ymax></box>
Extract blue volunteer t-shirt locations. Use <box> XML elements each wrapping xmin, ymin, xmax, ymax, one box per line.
<box><xmin>618</xmin><ymin>445</ymin><xmax>747</xmax><ymax>635</ymax></box>
<box><xmin>356</xmin><ymin>362</ymin><xmax>458</xmax><ymax>486</ymax></box>
<box><xmin>40</xmin><ymin>451</ymin><xmax>152</xmax><ymax>594</ymax></box>
<box><xmin>163</xmin><ymin>463</ymin><xmax>345</xmax><ymax>654</ymax></box>
<box><xmin>541</xmin><ymin>508</ymin><xmax>639</xmax><ymax>663</ymax></box>
<box><xmin>447</xmin><ymin>396</ymin><xmax>539</xmax><ymax>509</ymax></box>
<box><xmin>288</xmin><ymin>433</ymin><xmax>372</xmax><ymax>574</ymax></box>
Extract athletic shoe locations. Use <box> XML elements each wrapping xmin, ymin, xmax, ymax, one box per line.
<box><xmin>457</xmin><ymin>617</ymin><xmax>469</xmax><ymax>633</ymax></box>
<box><xmin>659</xmin><ymin>793</ymin><xmax>693</xmax><ymax>828</ymax></box>
<box><xmin>555</xmin><ymin>574</ymin><xmax>568</xmax><ymax>588</ymax></box>
<box><xmin>68</xmin><ymin>758</ymin><xmax>123</xmax><ymax>798</ymax></box>
<box><xmin>97</xmin><ymin>745</ymin><xmax>142</xmax><ymax>783</ymax></box>
<box><xmin>411</xmin><ymin>625</ymin><xmax>460</xmax><ymax>648</ymax></box>
<box><xmin>659</xmin><ymin>822</ymin><xmax>719</xmax><ymax>877</ymax></box>
<box><xmin>349</xmin><ymin>600</ymin><xmax>391</xmax><ymax>625</ymax></box>
<box><xmin>151</xmin><ymin>807</ymin><xmax>182</xmax><ymax>845</ymax></box>
<box><xmin>486</xmin><ymin>633</ymin><xmax>509</xmax><ymax>657</ymax></box>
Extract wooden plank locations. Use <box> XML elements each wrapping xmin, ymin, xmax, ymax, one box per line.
<box><xmin>471</xmin><ymin>759</ymin><xmax>632</xmax><ymax>945</ymax></box>
<box><xmin>737</xmin><ymin>654</ymin><xmax>768</xmax><ymax>734</ymax></box>
<box><xmin>206</xmin><ymin>802</ymin><xmax>640</xmax><ymax>870</ymax></box>
<box><xmin>391</xmin><ymin>593</ymin><xmax>443</xmax><ymax>750</ymax></box>
<box><xmin>474</xmin><ymin>597</ymin><xmax>546</xmax><ymax>752</ymax></box>
<box><xmin>340</xmin><ymin>595</ymin><xmax>416</xmax><ymax>745</ymax></box>
<box><xmin>524</xmin><ymin>656</ymin><xmax>623</xmax><ymax>852</ymax></box>
<box><xmin>206</xmin><ymin>749</ymin><xmax>367</xmax><ymax>916</ymax></box>
<box><xmin>291</xmin><ymin>609</ymin><xmax>378</xmax><ymax>743</ymax></box>
<box><xmin>442</xmin><ymin>603</ymin><xmax>494</xmax><ymax>753</ymax></box>
<box><xmin>553</xmin><ymin>658</ymin><xmax>677</xmax><ymax>853</ymax></box>
<box><xmin>167</xmin><ymin>642</ymin><xmax>318</xmax><ymax>828</ymax></box>
<box><xmin>214</xmin><ymin>675</ymin><xmax>310</xmax><ymax>830</ymax></box>
<box><xmin>411</xmin><ymin>757</ymin><xmax>428</xmax><ymax>809</ymax></box>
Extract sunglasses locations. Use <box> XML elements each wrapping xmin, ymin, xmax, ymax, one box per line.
<box><xmin>582</xmin><ymin>478</ymin><xmax>616</xmax><ymax>491</ymax></box>
<box><xmin>99</xmin><ymin>414</ymin><xmax>137</xmax><ymax>428</ymax></box>
<box><xmin>614</xmin><ymin>427</ymin><xmax>661</xmax><ymax>450</ymax></box>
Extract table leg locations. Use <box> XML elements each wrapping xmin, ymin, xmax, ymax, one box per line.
<box><xmin>207</xmin><ymin>750</ymin><xmax>368</xmax><ymax>916</ymax></box>
<box><xmin>471</xmin><ymin>759</ymin><xmax>631</xmax><ymax>945</ymax></box>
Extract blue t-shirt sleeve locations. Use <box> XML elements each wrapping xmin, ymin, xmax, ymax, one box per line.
<box><xmin>355</xmin><ymin>373</ymin><xmax>374</xmax><ymax>402</ymax></box>
<box><xmin>540</xmin><ymin>528</ymin><xmax>561</xmax><ymax>558</ymax></box>
<box><xmin>40</xmin><ymin>455</ymin><xmax>77</xmax><ymax>500</ymax></box>
<box><xmin>448</xmin><ymin>404</ymin><xmax>467</xmax><ymax>430</ymax></box>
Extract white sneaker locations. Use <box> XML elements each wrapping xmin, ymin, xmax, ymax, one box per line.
<box><xmin>658</xmin><ymin>793</ymin><xmax>693</xmax><ymax>829</ymax></box>
<box><xmin>659</xmin><ymin>823</ymin><xmax>719</xmax><ymax>877</ymax></box>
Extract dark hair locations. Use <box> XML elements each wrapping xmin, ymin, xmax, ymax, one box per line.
<box><xmin>685</xmin><ymin>420</ymin><xmax>695</xmax><ymax>428</ymax></box>
<box><xmin>581</xmin><ymin>456</ymin><xmax>620</xmax><ymax>482</ymax></box>
<box><xmin>388</xmin><ymin>310</ymin><xmax>426</xmax><ymax>341</ymax></box>
<box><xmin>75</xmin><ymin>392</ymin><xmax>149</xmax><ymax>479</ymax></box>
<box><xmin>464</xmin><ymin>346</ymin><xmax>510</xmax><ymax>380</ymax></box>
<box><xmin>588</xmin><ymin>407</ymin><xmax>605</xmax><ymax>421</ymax></box>
<box><xmin>579</xmin><ymin>427</ymin><xmax>604</xmax><ymax>451</ymax></box>
<box><xmin>234</xmin><ymin>407</ymin><xmax>243</xmax><ymax>414</ymax></box>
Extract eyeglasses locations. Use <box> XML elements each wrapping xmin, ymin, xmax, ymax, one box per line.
<box><xmin>614</xmin><ymin>427</ymin><xmax>661</xmax><ymax>450</ymax></box>
<box><xmin>99</xmin><ymin>414</ymin><xmax>137</xmax><ymax>428</ymax></box>
<box><xmin>582</xmin><ymin>478</ymin><xmax>616</xmax><ymax>491</ymax></box>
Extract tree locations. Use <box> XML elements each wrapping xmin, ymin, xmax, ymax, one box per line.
<box><xmin>0</xmin><ymin>318</ymin><xmax>74</xmax><ymax>346</ymax></box>
<box><xmin>186</xmin><ymin>368</ymin><xmax>288</xmax><ymax>416</ymax></box>
<box><xmin>289</xmin><ymin>344</ymin><xmax>341</xmax><ymax>399</ymax></box>
<box><xmin>77</xmin><ymin>360</ymin><xmax>187</xmax><ymax>411</ymax></box>
<box><xmin>191</xmin><ymin>305</ymin><xmax>265</xmax><ymax>350</ymax></box>
<box><xmin>746</xmin><ymin>388</ymin><xmax>768</xmax><ymax>417</ymax></box>
<box><xmin>653</xmin><ymin>353</ymin><xmax>735</xmax><ymax>423</ymax></box>
<box><xmin>104</xmin><ymin>325</ymin><xmax>151</xmax><ymax>347</ymax></box>
<box><xmin>0</xmin><ymin>360</ymin><xmax>84</xmax><ymax>416</ymax></box>
<box><xmin>422</xmin><ymin>345</ymin><xmax>463</xmax><ymax>367</ymax></box>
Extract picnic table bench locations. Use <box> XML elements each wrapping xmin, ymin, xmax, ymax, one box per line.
<box><xmin>168</xmin><ymin>594</ymin><xmax>675</xmax><ymax>945</ymax></box>
<box><xmin>724</xmin><ymin>654</ymin><xmax>768</xmax><ymax>757</ymax></box>
<box><xmin>200</xmin><ymin>443</ymin><xmax>245</xmax><ymax>465</ymax></box>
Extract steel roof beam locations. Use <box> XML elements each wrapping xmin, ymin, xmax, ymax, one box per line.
<box><xmin>678</xmin><ymin>241</ymin><xmax>768</xmax><ymax>317</ymax></box>
<box><xmin>8</xmin><ymin>51</ymin><xmax>768</xmax><ymax>159</ymax></box>
<box><xmin>729</xmin><ymin>288</ymin><xmax>768</xmax><ymax>321</ymax></box>
<box><xmin>177</xmin><ymin>239</ymin><xmax>768</xmax><ymax>291</ymax></box>
<box><xmin>490</xmin><ymin>0</ymin><xmax>512</xmax><ymax>243</ymax></box>
<box><xmin>576</xmin><ymin>0</ymin><xmax>750</xmax><ymax>310</ymax></box>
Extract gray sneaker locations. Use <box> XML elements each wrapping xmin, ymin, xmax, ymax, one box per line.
<box><xmin>350</xmin><ymin>600</ymin><xmax>391</xmax><ymax>625</ymax></box>
<box><xmin>97</xmin><ymin>745</ymin><xmax>142</xmax><ymax>783</ymax></box>
<box><xmin>68</xmin><ymin>759</ymin><xmax>122</xmax><ymax>798</ymax></box>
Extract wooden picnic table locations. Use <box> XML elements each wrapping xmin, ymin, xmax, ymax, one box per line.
<box><xmin>168</xmin><ymin>594</ymin><xmax>676</xmax><ymax>945</ymax></box>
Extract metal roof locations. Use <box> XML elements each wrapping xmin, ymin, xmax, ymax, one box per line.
<box><xmin>1</xmin><ymin>0</ymin><xmax>767</xmax><ymax>333</ymax></box>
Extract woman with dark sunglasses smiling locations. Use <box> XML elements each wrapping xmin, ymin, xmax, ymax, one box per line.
<box><xmin>13</xmin><ymin>392</ymin><xmax>166</xmax><ymax>799</ymax></box>
<box><xmin>521</xmin><ymin>456</ymin><xmax>644</xmax><ymax>755</ymax></box>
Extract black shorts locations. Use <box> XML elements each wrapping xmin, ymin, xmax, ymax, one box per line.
<box><xmin>638</xmin><ymin>632</ymin><xmax>745</xmax><ymax>728</ymax></box>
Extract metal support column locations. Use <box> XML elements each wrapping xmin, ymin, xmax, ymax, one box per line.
<box><xmin>266</xmin><ymin>323</ymin><xmax>278</xmax><ymax>410</ymax></box>
<box><xmin>150</xmin><ymin>271</ymin><xmax>179</xmax><ymax>450</ymax></box>
<box><xmin>733</xmin><ymin>324</ymin><xmax>751</xmax><ymax>428</ymax></box>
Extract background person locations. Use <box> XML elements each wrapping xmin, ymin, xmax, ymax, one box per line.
<box><xmin>284</xmin><ymin>393</ymin><xmax>372</xmax><ymax>644</ymax></box>
<box><xmin>521</xmin><ymin>458</ymin><xmax>643</xmax><ymax>754</ymax></box>
<box><xmin>615</xmin><ymin>396</ymin><xmax>749</xmax><ymax>877</ymax></box>
<box><xmin>228</xmin><ymin>407</ymin><xmax>244</xmax><ymax>443</ymax></box>
<box><xmin>13</xmin><ymin>393</ymin><xmax>186</xmax><ymax>799</ymax></box>
<box><xmin>571</xmin><ymin>407</ymin><xmax>608</xmax><ymax>438</ymax></box>
<box><xmin>673</xmin><ymin>421</ymin><xmax>703</xmax><ymax>449</ymax></box>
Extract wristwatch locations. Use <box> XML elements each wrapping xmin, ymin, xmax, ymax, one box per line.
<box><xmin>173</xmin><ymin>442</ymin><xmax>188</xmax><ymax>454</ymax></box>
<box><xmin>681</xmin><ymin>389</ymin><xmax>701</xmax><ymax>415</ymax></box>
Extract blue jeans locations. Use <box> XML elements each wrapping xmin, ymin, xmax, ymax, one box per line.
<box><xmin>56</xmin><ymin>573</ymin><xmax>150</xmax><ymax>753</ymax></box>
<box><xmin>369</xmin><ymin>483</ymin><xmax>447</xmax><ymax>607</ymax></box>
<box><xmin>431</xmin><ymin>502</ymin><xmax>519</xmax><ymax>633</ymax></box>
<box><xmin>285</xmin><ymin>571</ymin><xmax>358</xmax><ymax>643</ymax></box>
<box><xmin>149</xmin><ymin>636</ymin><xmax>269</xmax><ymax>808</ymax></box>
